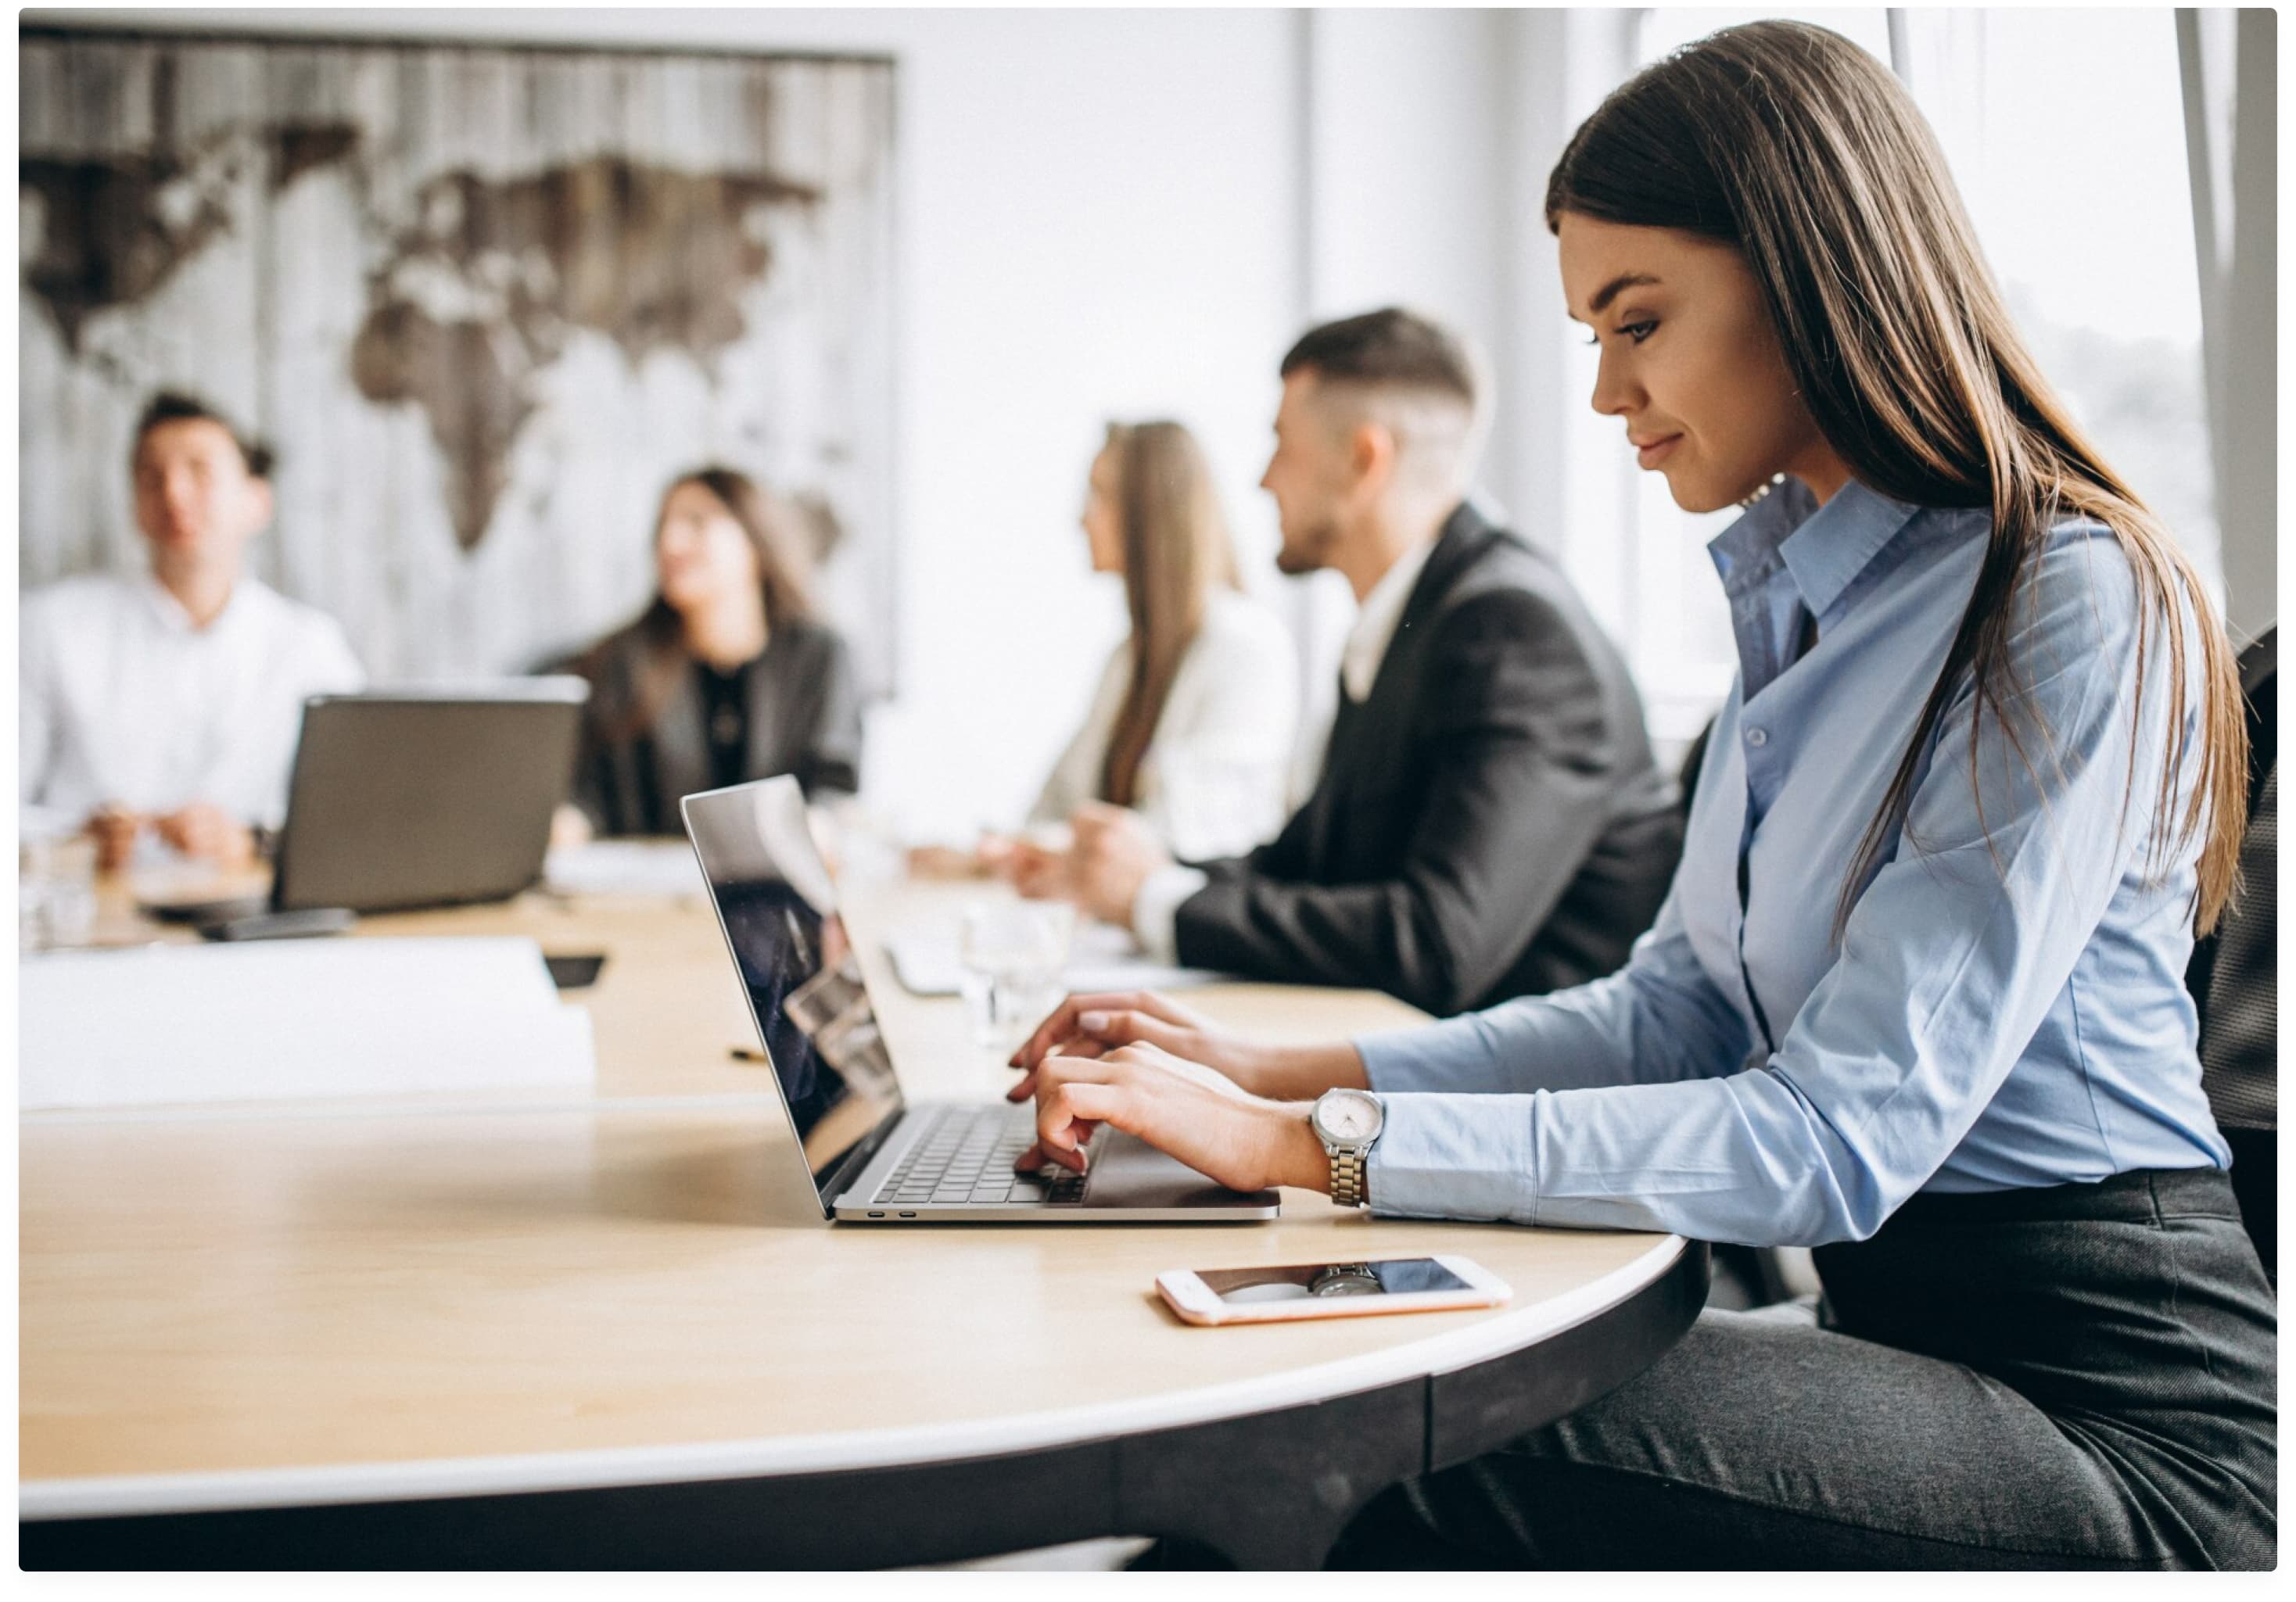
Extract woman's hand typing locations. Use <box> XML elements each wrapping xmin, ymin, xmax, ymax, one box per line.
<box><xmin>1013</xmin><ymin>1041</ymin><xmax>1329</xmax><ymax>1195</ymax></box>
<box><xmin>1007</xmin><ymin>988</ymin><xmax>1372</xmax><ymax>1104</ymax></box>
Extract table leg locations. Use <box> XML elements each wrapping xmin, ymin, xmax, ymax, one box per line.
<box><xmin>1115</xmin><ymin>1379</ymin><xmax>1427</xmax><ymax>1570</ymax></box>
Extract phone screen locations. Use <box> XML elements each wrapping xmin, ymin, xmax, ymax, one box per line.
<box><xmin>1196</xmin><ymin>1257</ymin><xmax>1471</xmax><ymax>1305</ymax></box>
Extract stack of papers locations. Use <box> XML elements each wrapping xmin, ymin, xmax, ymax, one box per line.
<box><xmin>20</xmin><ymin>937</ymin><xmax>595</xmax><ymax>1110</ymax></box>
<box><xmin>543</xmin><ymin>840</ymin><xmax>707</xmax><ymax>898</ymax></box>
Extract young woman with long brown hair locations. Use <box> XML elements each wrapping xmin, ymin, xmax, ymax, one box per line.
<box><xmin>1004</xmin><ymin>21</ymin><xmax>2272</xmax><ymax>1568</ymax></box>
<box><xmin>559</xmin><ymin>467</ymin><xmax>862</xmax><ymax>837</ymax></box>
<box><xmin>950</xmin><ymin>421</ymin><xmax>1296</xmax><ymax>876</ymax></box>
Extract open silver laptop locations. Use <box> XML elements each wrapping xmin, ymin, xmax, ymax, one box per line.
<box><xmin>682</xmin><ymin>777</ymin><xmax>1279</xmax><ymax>1224</ymax></box>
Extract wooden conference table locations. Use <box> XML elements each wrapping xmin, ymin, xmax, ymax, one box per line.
<box><xmin>19</xmin><ymin>866</ymin><xmax>1705</xmax><ymax>1568</ymax></box>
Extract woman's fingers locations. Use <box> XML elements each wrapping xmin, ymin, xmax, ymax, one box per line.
<box><xmin>1010</xmin><ymin>998</ymin><xmax>1085</xmax><ymax>1068</ymax></box>
<box><xmin>1006</xmin><ymin>1032</ymin><xmax>1109</xmax><ymax>1100</ymax></box>
<box><xmin>1013</xmin><ymin>1043</ymin><xmax>1292</xmax><ymax>1195</ymax></box>
<box><xmin>1010</xmin><ymin>990</ymin><xmax>1160</xmax><ymax>1068</ymax></box>
<box><xmin>1022</xmin><ymin>1112</ymin><xmax>1102</xmax><ymax>1163</ymax></box>
<box><xmin>1021</xmin><ymin>1052</ymin><xmax>1132</xmax><ymax>1159</ymax></box>
<box><xmin>1016</xmin><ymin>1139</ymin><xmax>1079</xmax><ymax>1173</ymax></box>
<box><xmin>1074</xmin><ymin>1008</ymin><xmax>1192</xmax><ymax>1055</ymax></box>
<box><xmin>1039</xmin><ymin>1081</ymin><xmax>1124</xmax><ymax>1157</ymax></box>
<box><xmin>1135</xmin><ymin>991</ymin><xmax>1215</xmax><ymax>1030</ymax></box>
<box><xmin>1012</xmin><ymin>862</ymin><xmax>1065</xmax><ymax>900</ymax></box>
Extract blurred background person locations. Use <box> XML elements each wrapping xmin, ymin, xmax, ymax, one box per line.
<box><xmin>18</xmin><ymin>391</ymin><xmax>365</xmax><ymax>871</ymax></box>
<box><xmin>555</xmin><ymin>467</ymin><xmax>863</xmax><ymax>840</ymax></box>
<box><xmin>1032</xmin><ymin>310</ymin><xmax>1681</xmax><ymax>1016</ymax></box>
<box><xmin>919</xmin><ymin>419</ymin><xmax>1297</xmax><ymax>879</ymax></box>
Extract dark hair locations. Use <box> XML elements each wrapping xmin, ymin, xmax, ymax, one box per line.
<box><xmin>1545</xmin><ymin>19</ymin><xmax>2245</xmax><ymax>939</ymax></box>
<box><xmin>590</xmin><ymin>466</ymin><xmax>822</xmax><ymax>743</ymax></box>
<box><xmin>661</xmin><ymin>466</ymin><xmax>819</xmax><ymax>629</ymax></box>
<box><xmin>1279</xmin><ymin>307</ymin><xmax>1477</xmax><ymax>409</ymax></box>
<box><xmin>132</xmin><ymin>390</ymin><xmax>272</xmax><ymax>478</ymax></box>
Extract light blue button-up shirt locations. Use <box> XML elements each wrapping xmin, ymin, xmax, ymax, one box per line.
<box><xmin>1358</xmin><ymin>478</ymin><xmax>2228</xmax><ymax>1246</ymax></box>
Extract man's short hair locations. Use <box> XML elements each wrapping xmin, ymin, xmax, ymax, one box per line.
<box><xmin>132</xmin><ymin>390</ymin><xmax>274</xmax><ymax>478</ymax></box>
<box><xmin>1279</xmin><ymin>307</ymin><xmax>1478</xmax><ymax>411</ymax></box>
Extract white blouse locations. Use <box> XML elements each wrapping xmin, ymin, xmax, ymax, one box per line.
<box><xmin>1027</xmin><ymin>588</ymin><xmax>1299</xmax><ymax>861</ymax></box>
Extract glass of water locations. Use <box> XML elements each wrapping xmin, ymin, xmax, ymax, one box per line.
<box><xmin>20</xmin><ymin>834</ymin><xmax>99</xmax><ymax>952</ymax></box>
<box><xmin>959</xmin><ymin>898</ymin><xmax>1075</xmax><ymax>1052</ymax></box>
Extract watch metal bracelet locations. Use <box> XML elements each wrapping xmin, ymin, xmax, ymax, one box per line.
<box><xmin>1329</xmin><ymin>1147</ymin><xmax>1368</xmax><ymax>1208</ymax></box>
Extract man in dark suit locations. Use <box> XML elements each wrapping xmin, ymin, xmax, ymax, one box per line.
<box><xmin>1040</xmin><ymin>307</ymin><xmax>1681</xmax><ymax>1016</ymax></box>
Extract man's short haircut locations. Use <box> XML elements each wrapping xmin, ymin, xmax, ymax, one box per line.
<box><xmin>132</xmin><ymin>390</ymin><xmax>274</xmax><ymax>478</ymax></box>
<box><xmin>1279</xmin><ymin>307</ymin><xmax>1478</xmax><ymax>411</ymax></box>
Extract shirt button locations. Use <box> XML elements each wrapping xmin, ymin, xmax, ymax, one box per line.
<box><xmin>1745</xmin><ymin>727</ymin><xmax>1769</xmax><ymax>747</ymax></box>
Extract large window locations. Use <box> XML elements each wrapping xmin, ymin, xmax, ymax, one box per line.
<box><xmin>1906</xmin><ymin>8</ymin><xmax>2218</xmax><ymax>600</ymax></box>
<box><xmin>1592</xmin><ymin>8</ymin><xmax>2215</xmax><ymax>756</ymax></box>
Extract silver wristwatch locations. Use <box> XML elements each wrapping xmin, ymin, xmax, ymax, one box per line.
<box><xmin>1311</xmin><ymin>1088</ymin><xmax>1385</xmax><ymax>1208</ymax></box>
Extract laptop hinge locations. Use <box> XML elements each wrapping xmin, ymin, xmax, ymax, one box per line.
<box><xmin>815</xmin><ymin>1106</ymin><xmax>906</xmax><ymax>1214</ymax></box>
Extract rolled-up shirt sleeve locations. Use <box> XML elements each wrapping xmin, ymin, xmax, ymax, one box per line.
<box><xmin>1365</xmin><ymin>536</ymin><xmax>2195</xmax><ymax>1246</ymax></box>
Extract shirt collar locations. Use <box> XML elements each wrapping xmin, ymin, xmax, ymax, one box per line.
<box><xmin>1341</xmin><ymin>525</ymin><xmax>1441</xmax><ymax>702</ymax></box>
<box><xmin>1709</xmin><ymin>476</ymin><xmax>1921</xmax><ymax>618</ymax></box>
<box><xmin>134</xmin><ymin>569</ymin><xmax>251</xmax><ymax>636</ymax></box>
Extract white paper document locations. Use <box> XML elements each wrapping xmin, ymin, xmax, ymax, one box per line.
<box><xmin>884</xmin><ymin>921</ymin><xmax>1229</xmax><ymax>998</ymax></box>
<box><xmin>20</xmin><ymin>937</ymin><xmax>596</xmax><ymax>1110</ymax></box>
<box><xmin>543</xmin><ymin>840</ymin><xmax>707</xmax><ymax>898</ymax></box>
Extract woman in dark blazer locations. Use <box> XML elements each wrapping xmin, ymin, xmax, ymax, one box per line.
<box><xmin>559</xmin><ymin>468</ymin><xmax>862</xmax><ymax>837</ymax></box>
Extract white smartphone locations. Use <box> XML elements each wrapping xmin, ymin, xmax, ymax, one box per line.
<box><xmin>1156</xmin><ymin>1254</ymin><xmax>1510</xmax><ymax>1326</ymax></box>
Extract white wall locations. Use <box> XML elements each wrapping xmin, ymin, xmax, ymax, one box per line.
<box><xmin>1303</xmin><ymin>10</ymin><xmax>1506</xmax><ymax>406</ymax></box>
<box><xmin>1284</xmin><ymin>9</ymin><xmax>1511</xmax><ymax>693</ymax></box>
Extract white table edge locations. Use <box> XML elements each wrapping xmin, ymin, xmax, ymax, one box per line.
<box><xmin>20</xmin><ymin>1235</ymin><xmax>1688</xmax><ymax>1521</ymax></box>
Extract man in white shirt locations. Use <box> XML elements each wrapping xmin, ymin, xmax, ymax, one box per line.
<box><xmin>19</xmin><ymin>392</ymin><xmax>365</xmax><ymax>869</ymax></box>
<box><xmin>1035</xmin><ymin>309</ymin><xmax>1681</xmax><ymax>1016</ymax></box>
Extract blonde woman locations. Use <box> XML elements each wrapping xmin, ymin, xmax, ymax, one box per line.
<box><xmin>1028</xmin><ymin>420</ymin><xmax>1296</xmax><ymax>857</ymax></box>
<box><xmin>921</xmin><ymin>421</ymin><xmax>1297</xmax><ymax>882</ymax></box>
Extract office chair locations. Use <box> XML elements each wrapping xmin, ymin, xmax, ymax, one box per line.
<box><xmin>2187</xmin><ymin>626</ymin><xmax>2276</xmax><ymax>1285</ymax></box>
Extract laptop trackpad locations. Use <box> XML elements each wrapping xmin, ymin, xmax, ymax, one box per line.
<box><xmin>1084</xmin><ymin>1130</ymin><xmax>1273</xmax><ymax>1209</ymax></box>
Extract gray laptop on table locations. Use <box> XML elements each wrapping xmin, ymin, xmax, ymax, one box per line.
<box><xmin>271</xmin><ymin>682</ymin><xmax>590</xmax><ymax>912</ymax></box>
<box><xmin>682</xmin><ymin>776</ymin><xmax>1279</xmax><ymax>1224</ymax></box>
<box><xmin>142</xmin><ymin>680</ymin><xmax>590</xmax><ymax>933</ymax></box>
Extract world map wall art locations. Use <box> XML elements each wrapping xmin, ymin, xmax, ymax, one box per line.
<box><xmin>20</xmin><ymin>29</ymin><xmax>898</xmax><ymax>692</ymax></box>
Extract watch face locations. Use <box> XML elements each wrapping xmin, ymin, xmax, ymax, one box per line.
<box><xmin>1317</xmin><ymin>1091</ymin><xmax>1381</xmax><ymax>1143</ymax></box>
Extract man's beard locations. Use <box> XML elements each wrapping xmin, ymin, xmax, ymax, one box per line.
<box><xmin>1273</xmin><ymin>514</ymin><xmax>1341</xmax><ymax>576</ymax></box>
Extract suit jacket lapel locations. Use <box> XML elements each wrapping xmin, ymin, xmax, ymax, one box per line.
<box><xmin>742</xmin><ymin>633</ymin><xmax>790</xmax><ymax>783</ymax></box>
<box><xmin>650</xmin><ymin>662</ymin><xmax>711</xmax><ymax>810</ymax></box>
<box><xmin>1356</xmin><ymin>501</ymin><xmax>1492</xmax><ymax>726</ymax></box>
<box><xmin>1299</xmin><ymin>675</ymin><xmax>1361</xmax><ymax>864</ymax></box>
<box><xmin>1296</xmin><ymin>505</ymin><xmax>1493</xmax><ymax>857</ymax></box>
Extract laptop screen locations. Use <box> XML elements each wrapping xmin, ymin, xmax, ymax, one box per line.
<box><xmin>682</xmin><ymin>779</ymin><xmax>903</xmax><ymax>1204</ymax></box>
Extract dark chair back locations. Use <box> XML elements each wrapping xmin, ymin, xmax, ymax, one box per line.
<box><xmin>2187</xmin><ymin>627</ymin><xmax>2275</xmax><ymax>1282</ymax></box>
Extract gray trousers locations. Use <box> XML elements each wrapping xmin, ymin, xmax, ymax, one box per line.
<box><xmin>1329</xmin><ymin>1169</ymin><xmax>2276</xmax><ymax>1570</ymax></box>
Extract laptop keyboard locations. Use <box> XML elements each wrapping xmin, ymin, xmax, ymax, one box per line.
<box><xmin>870</xmin><ymin>1105</ymin><xmax>1089</xmax><ymax>1207</ymax></box>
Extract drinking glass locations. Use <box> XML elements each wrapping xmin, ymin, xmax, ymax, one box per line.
<box><xmin>20</xmin><ymin>835</ymin><xmax>99</xmax><ymax>952</ymax></box>
<box><xmin>958</xmin><ymin>898</ymin><xmax>1075</xmax><ymax>1051</ymax></box>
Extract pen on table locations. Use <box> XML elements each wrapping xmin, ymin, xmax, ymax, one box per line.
<box><xmin>730</xmin><ymin>1046</ymin><xmax>766</xmax><ymax>1063</ymax></box>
